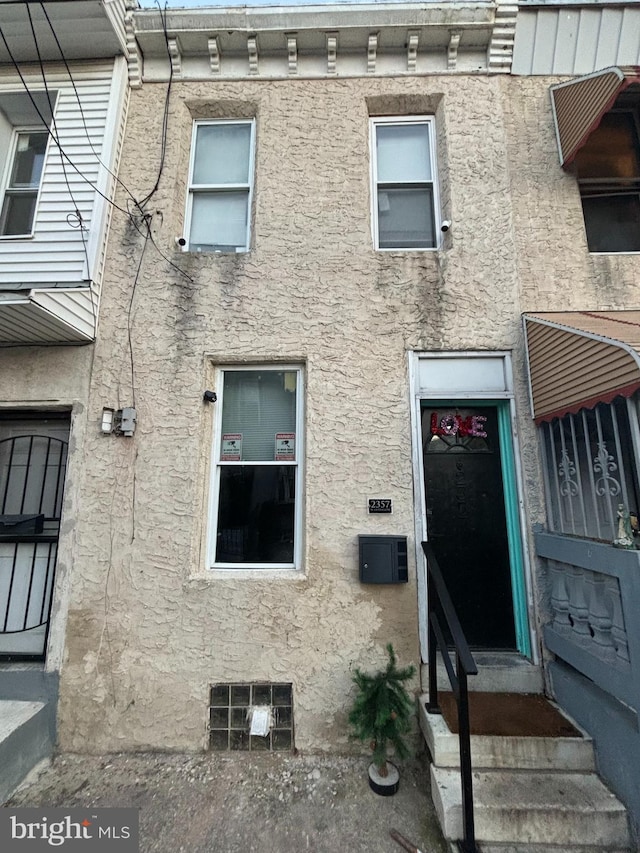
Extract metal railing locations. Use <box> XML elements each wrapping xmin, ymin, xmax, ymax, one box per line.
<box><xmin>422</xmin><ymin>540</ymin><xmax>479</xmax><ymax>853</ymax></box>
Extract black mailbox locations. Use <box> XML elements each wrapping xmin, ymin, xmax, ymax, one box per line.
<box><xmin>359</xmin><ymin>535</ymin><xmax>408</xmax><ymax>584</ymax></box>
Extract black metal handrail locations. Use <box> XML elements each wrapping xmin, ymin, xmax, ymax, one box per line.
<box><xmin>422</xmin><ymin>540</ymin><xmax>479</xmax><ymax>853</ymax></box>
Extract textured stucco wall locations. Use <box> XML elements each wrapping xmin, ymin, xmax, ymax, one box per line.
<box><xmin>54</xmin><ymin>73</ymin><xmax>640</xmax><ymax>753</ymax></box>
<box><xmin>0</xmin><ymin>347</ymin><xmax>92</xmax><ymax>671</ymax></box>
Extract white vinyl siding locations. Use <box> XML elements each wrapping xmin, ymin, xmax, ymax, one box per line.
<box><xmin>0</xmin><ymin>60</ymin><xmax>127</xmax><ymax>290</ymax></box>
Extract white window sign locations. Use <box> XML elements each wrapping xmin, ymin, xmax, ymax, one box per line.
<box><xmin>275</xmin><ymin>433</ymin><xmax>295</xmax><ymax>461</ymax></box>
<box><xmin>221</xmin><ymin>433</ymin><xmax>242</xmax><ymax>461</ymax></box>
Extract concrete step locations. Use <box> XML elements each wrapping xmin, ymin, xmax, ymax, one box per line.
<box><xmin>419</xmin><ymin>696</ymin><xmax>595</xmax><ymax>771</ymax></box>
<box><xmin>0</xmin><ymin>700</ymin><xmax>53</xmax><ymax>804</ymax></box>
<box><xmin>432</xmin><ymin>766</ymin><xmax>631</xmax><ymax>848</ymax></box>
<box><xmin>422</xmin><ymin>653</ymin><xmax>543</xmax><ymax>695</ymax></box>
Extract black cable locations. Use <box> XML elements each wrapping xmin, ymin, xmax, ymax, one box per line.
<box><xmin>27</xmin><ymin>4</ymin><xmax>77</xmax><ymax>217</ymax></box>
<box><xmin>137</xmin><ymin>0</ymin><xmax>172</xmax><ymax>209</ymax></box>
<box><xmin>25</xmin><ymin>4</ymin><xmax>98</xmax><ymax>331</ymax></box>
<box><xmin>0</xmin><ymin>23</ymin><xmax>134</xmax><ymax>219</ymax></box>
<box><xmin>37</xmin><ymin>1</ymin><xmax>142</xmax><ymax>214</ymax></box>
<box><xmin>127</xmin><ymin>219</ymin><xmax>152</xmax><ymax>410</ymax></box>
<box><xmin>0</xmin><ymin>6</ymin><xmax>194</xmax><ymax>292</ymax></box>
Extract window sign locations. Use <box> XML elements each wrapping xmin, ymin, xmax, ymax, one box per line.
<box><xmin>275</xmin><ymin>433</ymin><xmax>295</xmax><ymax>461</ymax></box>
<box><xmin>221</xmin><ymin>433</ymin><xmax>242</xmax><ymax>461</ymax></box>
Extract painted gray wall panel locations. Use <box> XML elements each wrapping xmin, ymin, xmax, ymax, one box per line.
<box><xmin>533</xmin><ymin>10</ymin><xmax>559</xmax><ymax>73</ymax></box>
<box><xmin>619</xmin><ymin>7</ymin><xmax>640</xmax><ymax>63</ymax></box>
<box><xmin>553</xmin><ymin>10</ymin><xmax>580</xmax><ymax>72</ymax></box>
<box><xmin>550</xmin><ymin>660</ymin><xmax>640</xmax><ymax>845</ymax></box>
<box><xmin>513</xmin><ymin>7</ymin><xmax>640</xmax><ymax>74</ymax></box>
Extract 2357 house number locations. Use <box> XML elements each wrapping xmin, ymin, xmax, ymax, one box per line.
<box><xmin>368</xmin><ymin>499</ymin><xmax>392</xmax><ymax>514</ymax></box>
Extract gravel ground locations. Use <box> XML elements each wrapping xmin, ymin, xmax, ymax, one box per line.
<box><xmin>6</xmin><ymin>751</ymin><xmax>449</xmax><ymax>853</ymax></box>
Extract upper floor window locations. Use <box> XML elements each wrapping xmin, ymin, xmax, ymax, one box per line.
<box><xmin>0</xmin><ymin>91</ymin><xmax>55</xmax><ymax>240</ymax></box>
<box><xmin>185</xmin><ymin>119</ymin><xmax>255</xmax><ymax>253</ymax></box>
<box><xmin>370</xmin><ymin>116</ymin><xmax>438</xmax><ymax>250</ymax></box>
<box><xmin>0</xmin><ymin>129</ymin><xmax>48</xmax><ymax>237</ymax></box>
<box><xmin>574</xmin><ymin>108</ymin><xmax>640</xmax><ymax>253</ymax></box>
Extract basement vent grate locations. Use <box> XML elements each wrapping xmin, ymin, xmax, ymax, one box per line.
<box><xmin>208</xmin><ymin>682</ymin><xmax>293</xmax><ymax>752</ymax></box>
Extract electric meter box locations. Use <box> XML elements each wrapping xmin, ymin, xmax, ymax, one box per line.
<box><xmin>358</xmin><ymin>535</ymin><xmax>408</xmax><ymax>584</ymax></box>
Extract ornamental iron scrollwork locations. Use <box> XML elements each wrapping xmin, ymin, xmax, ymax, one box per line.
<box><xmin>593</xmin><ymin>441</ymin><xmax>621</xmax><ymax>497</ymax></box>
<box><xmin>558</xmin><ymin>449</ymin><xmax>578</xmax><ymax>497</ymax></box>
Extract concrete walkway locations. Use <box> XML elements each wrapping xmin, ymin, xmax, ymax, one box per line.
<box><xmin>5</xmin><ymin>751</ymin><xmax>448</xmax><ymax>853</ymax></box>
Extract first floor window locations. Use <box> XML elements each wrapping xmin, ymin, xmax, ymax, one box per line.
<box><xmin>371</xmin><ymin>116</ymin><xmax>438</xmax><ymax>250</ymax></box>
<box><xmin>210</xmin><ymin>366</ymin><xmax>303</xmax><ymax>568</ymax></box>
<box><xmin>540</xmin><ymin>396</ymin><xmax>640</xmax><ymax>541</ymax></box>
<box><xmin>0</xmin><ymin>129</ymin><xmax>48</xmax><ymax>237</ymax></box>
<box><xmin>185</xmin><ymin>119</ymin><xmax>255</xmax><ymax>253</ymax></box>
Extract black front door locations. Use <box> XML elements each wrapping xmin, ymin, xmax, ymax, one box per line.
<box><xmin>422</xmin><ymin>405</ymin><xmax>516</xmax><ymax>649</ymax></box>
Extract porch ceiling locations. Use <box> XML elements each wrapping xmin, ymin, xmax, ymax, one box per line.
<box><xmin>523</xmin><ymin>311</ymin><xmax>640</xmax><ymax>422</ymax></box>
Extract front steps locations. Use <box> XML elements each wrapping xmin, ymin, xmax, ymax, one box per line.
<box><xmin>0</xmin><ymin>700</ymin><xmax>53</xmax><ymax>803</ymax></box>
<box><xmin>419</xmin><ymin>694</ymin><xmax>632</xmax><ymax>851</ymax></box>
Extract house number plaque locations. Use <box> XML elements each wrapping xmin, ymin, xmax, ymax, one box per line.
<box><xmin>368</xmin><ymin>499</ymin><xmax>392</xmax><ymax>514</ymax></box>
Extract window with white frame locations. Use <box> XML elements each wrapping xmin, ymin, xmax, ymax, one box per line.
<box><xmin>185</xmin><ymin>119</ymin><xmax>255</xmax><ymax>253</ymax></box>
<box><xmin>210</xmin><ymin>366</ymin><xmax>303</xmax><ymax>568</ymax></box>
<box><xmin>0</xmin><ymin>92</ymin><xmax>54</xmax><ymax>239</ymax></box>
<box><xmin>0</xmin><ymin>130</ymin><xmax>48</xmax><ymax>237</ymax></box>
<box><xmin>371</xmin><ymin>116</ymin><xmax>438</xmax><ymax>250</ymax></box>
<box><xmin>540</xmin><ymin>396</ymin><xmax>640</xmax><ymax>542</ymax></box>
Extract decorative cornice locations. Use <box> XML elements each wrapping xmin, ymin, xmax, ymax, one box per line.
<box><xmin>488</xmin><ymin>0</ymin><xmax>518</xmax><ymax>73</ymax></box>
<box><xmin>132</xmin><ymin>2</ymin><xmax>517</xmax><ymax>81</ymax></box>
<box><xmin>124</xmin><ymin>0</ymin><xmax>142</xmax><ymax>88</ymax></box>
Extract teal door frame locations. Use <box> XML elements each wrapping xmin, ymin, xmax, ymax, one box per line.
<box><xmin>422</xmin><ymin>399</ymin><xmax>531</xmax><ymax>658</ymax></box>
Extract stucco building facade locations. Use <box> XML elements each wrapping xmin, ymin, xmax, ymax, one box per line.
<box><xmin>2</xmin><ymin>0</ymin><xmax>640</xmax><ymax>845</ymax></box>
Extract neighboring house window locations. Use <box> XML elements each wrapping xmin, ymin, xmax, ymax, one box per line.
<box><xmin>185</xmin><ymin>119</ymin><xmax>255</xmax><ymax>253</ymax></box>
<box><xmin>371</xmin><ymin>116</ymin><xmax>438</xmax><ymax>250</ymax></box>
<box><xmin>540</xmin><ymin>396</ymin><xmax>640</xmax><ymax>541</ymax></box>
<box><xmin>210</xmin><ymin>366</ymin><xmax>303</xmax><ymax>568</ymax></box>
<box><xmin>574</xmin><ymin>108</ymin><xmax>640</xmax><ymax>252</ymax></box>
<box><xmin>0</xmin><ymin>129</ymin><xmax>48</xmax><ymax>237</ymax></box>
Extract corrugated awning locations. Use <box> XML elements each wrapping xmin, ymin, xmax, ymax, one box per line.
<box><xmin>550</xmin><ymin>66</ymin><xmax>640</xmax><ymax>167</ymax></box>
<box><xmin>523</xmin><ymin>312</ymin><xmax>640</xmax><ymax>422</ymax></box>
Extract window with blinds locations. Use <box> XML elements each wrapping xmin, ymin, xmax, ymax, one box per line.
<box><xmin>185</xmin><ymin>119</ymin><xmax>255</xmax><ymax>254</ymax></box>
<box><xmin>210</xmin><ymin>367</ymin><xmax>303</xmax><ymax>568</ymax></box>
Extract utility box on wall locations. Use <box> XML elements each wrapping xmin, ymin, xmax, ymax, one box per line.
<box><xmin>358</xmin><ymin>535</ymin><xmax>408</xmax><ymax>584</ymax></box>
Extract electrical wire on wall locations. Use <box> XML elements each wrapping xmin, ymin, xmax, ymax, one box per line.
<box><xmin>24</xmin><ymin>2</ymin><xmax>99</xmax><ymax>330</ymax></box>
<box><xmin>0</xmin><ymin>2</ymin><xmax>194</xmax><ymax>288</ymax></box>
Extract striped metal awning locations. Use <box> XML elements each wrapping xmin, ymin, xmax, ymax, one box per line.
<box><xmin>550</xmin><ymin>66</ymin><xmax>640</xmax><ymax>167</ymax></box>
<box><xmin>523</xmin><ymin>312</ymin><xmax>640</xmax><ymax>422</ymax></box>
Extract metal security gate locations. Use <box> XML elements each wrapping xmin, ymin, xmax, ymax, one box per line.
<box><xmin>0</xmin><ymin>421</ymin><xmax>68</xmax><ymax>660</ymax></box>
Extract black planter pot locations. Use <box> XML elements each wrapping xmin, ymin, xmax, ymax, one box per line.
<box><xmin>368</xmin><ymin>761</ymin><xmax>400</xmax><ymax>796</ymax></box>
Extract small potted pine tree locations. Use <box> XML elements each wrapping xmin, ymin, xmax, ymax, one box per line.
<box><xmin>349</xmin><ymin>643</ymin><xmax>416</xmax><ymax>796</ymax></box>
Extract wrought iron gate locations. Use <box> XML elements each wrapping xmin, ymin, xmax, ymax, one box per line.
<box><xmin>0</xmin><ymin>433</ymin><xmax>67</xmax><ymax>659</ymax></box>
